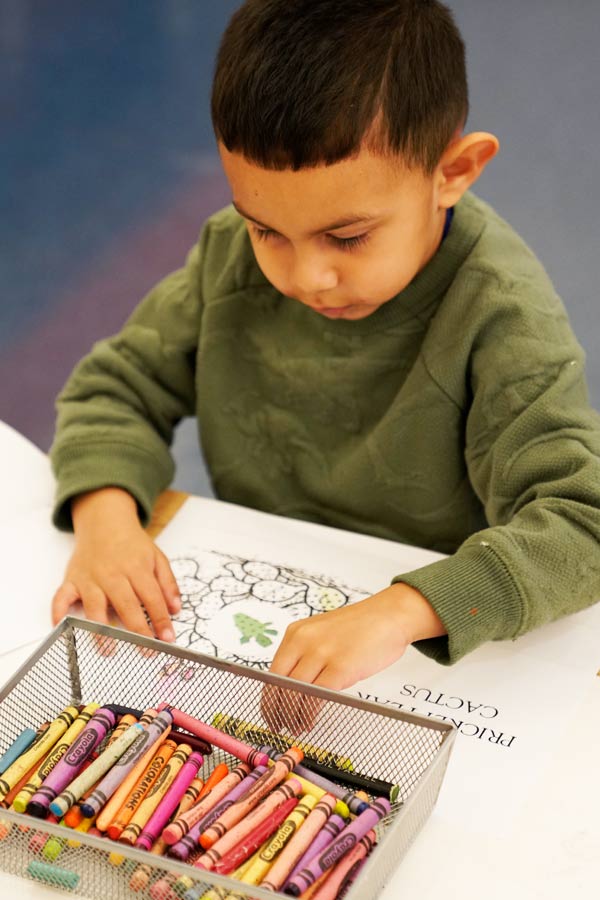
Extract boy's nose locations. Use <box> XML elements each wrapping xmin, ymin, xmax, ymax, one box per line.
<box><xmin>289</xmin><ymin>254</ymin><xmax>338</xmax><ymax>296</ymax></box>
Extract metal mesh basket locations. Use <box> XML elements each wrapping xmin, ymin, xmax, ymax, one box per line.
<box><xmin>0</xmin><ymin>618</ymin><xmax>455</xmax><ymax>900</ymax></box>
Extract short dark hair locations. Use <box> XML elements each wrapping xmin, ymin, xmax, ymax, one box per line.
<box><xmin>211</xmin><ymin>0</ymin><xmax>468</xmax><ymax>173</ymax></box>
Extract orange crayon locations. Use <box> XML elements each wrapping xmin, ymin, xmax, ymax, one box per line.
<box><xmin>197</xmin><ymin>762</ymin><xmax>229</xmax><ymax>800</ymax></box>
<box><xmin>200</xmin><ymin>748</ymin><xmax>303</xmax><ymax>849</ymax></box>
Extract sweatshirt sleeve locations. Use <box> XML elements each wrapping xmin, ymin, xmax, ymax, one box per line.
<box><xmin>50</xmin><ymin>236</ymin><xmax>206</xmax><ymax>530</ymax></box>
<box><xmin>395</xmin><ymin>290</ymin><xmax>600</xmax><ymax>665</ymax></box>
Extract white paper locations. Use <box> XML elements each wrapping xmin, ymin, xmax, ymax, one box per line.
<box><xmin>157</xmin><ymin>495</ymin><xmax>600</xmax><ymax>836</ymax></box>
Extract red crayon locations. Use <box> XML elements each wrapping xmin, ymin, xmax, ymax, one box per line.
<box><xmin>157</xmin><ymin>705</ymin><xmax>269</xmax><ymax>768</ymax></box>
<box><xmin>210</xmin><ymin>796</ymin><xmax>300</xmax><ymax>876</ymax></box>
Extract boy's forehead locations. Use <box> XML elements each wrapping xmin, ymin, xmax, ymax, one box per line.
<box><xmin>219</xmin><ymin>143</ymin><xmax>429</xmax><ymax>231</ymax></box>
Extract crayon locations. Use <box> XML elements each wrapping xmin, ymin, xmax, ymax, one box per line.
<box><xmin>21</xmin><ymin>703</ymin><xmax>104</xmax><ymax>816</ymax></box>
<box><xmin>50</xmin><ymin>723</ymin><xmax>144</xmax><ymax>817</ymax></box>
<box><xmin>119</xmin><ymin>744</ymin><xmax>191</xmax><ymax>845</ymax></box>
<box><xmin>285</xmin><ymin>813</ymin><xmax>347</xmax><ymax>887</ymax></box>
<box><xmin>103</xmin><ymin>713</ymin><xmax>139</xmax><ymax>749</ymax></box>
<box><xmin>80</xmin><ymin>709</ymin><xmax>173</xmax><ymax>819</ymax></box>
<box><xmin>301</xmin><ymin>757</ymin><xmax>401</xmax><ymax>802</ymax></box>
<box><xmin>283</xmin><ymin>798</ymin><xmax>390</xmax><ymax>896</ymax></box>
<box><xmin>42</xmin><ymin>834</ymin><xmax>65</xmax><ymax>861</ymax></box>
<box><xmin>0</xmin><ymin>706</ymin><xmax>79</xmax><ymax>801</ymax></box>
<box><xmin>26</xmin><ymin>859</ymin><xmax>80</xmax><ymax>891</ymax></box>
<box><xmin>2</xmin><ymin>757</ymin><xmax>44</xmax><ymax>809</ymax></box>
<box><xmin>0</xmin><ymin>727</ymin><xmax>37</xmax><ymax>773</ymax></box>
<box><xmin>170</xmin><ymin>729</ymin><xmax>212</xmax><ymax>756</ymax></box>
<box><xmin>239</xmin><ymin>795</ymin><xmax>317</xmax><ymax>885</ymax></box>
<box><xmin>211</xmin><ymin>713</ymin><xmax>353</xmax><ymax>770</ymax></box>
<box><xmin>162</xmin><ymin>763</ymin><xmax>250</xmax><ymax>846</ymax></box>
<box><xmin>158</xmin><ymin>705</ymin><xmax>268</xmax><ymax>768</ymax></box>
<box><xmin>208</xmin><ymin>796</ymin><xmax>300</xmax><ymax>876</ymax></box>
<box><xmin>168</xmin><ymin>766</ymin><xmax>266</xmax><ymax>861</ymax></box>
<box><xmin>66</xmin><ymin>813</ymin><xmax>96</xmax><ymax>848</ymax></box>
<box><xmin>105</xmin><ymin>739</ymin><xmax>177</xmax><ymax>840</ymax></box>
<box><xmin>200</xmin><ymin>748</ymin><xmax>304</xmax><ymax>850</ymax></box>
<box><xmin>94</xmin><ymin>714</ymin><xmax>170</xmax><ymax>832</ymax></box>
<box><xmin>197</xmin><ymin>780</ymin><xmax>302</xmax><ymax>869</ymax></box>
<box><xmin>197</xmin><ymin>762</ymin><xmax>229</xmax><ymax>800</ymax></box>
<box><xmin>259</xmin><ymin>793</ymin><xmax>337</xmax><ymax>892</ymax></box>
<box><xmin>136</xmin><ymin>750</ymin><xmax>203</xmax><ymax>850</ymax></box>
<box><xmin>310</xmin><ymin>830</ymin><xmax>376</xmax><ymax>900</ymax></box>
<box><xmin>260</xmin><ymin>745</ymin><xmax>367</xmax><ymax>816</ymax></box>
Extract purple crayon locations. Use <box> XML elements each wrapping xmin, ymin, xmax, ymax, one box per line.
<box><xmin>284</xmin><ymin>798</ymin><xmax>391</xmax><ymax>896</ymax></box>
<box><xmin>79</xmin><ymin>709</ymin><xmax>173</xmax><ymax>819</ymax></box>
<box><xmin>285</xmin><ymin>813</ymin><xmax>347</xmax><ymax>887</ymax></box>
<box><xmin>136</xmin><ymin>751</ymin><xmax>204</xmax><ymax>851</ymax></box>
<box><xmin>168</xmin><ymin>765</ymin><xmax>267</xmax><ymax>861</ymax></box>
<box><xmin>26</xmin><ymin>707</ymin><xmax>117</xmax><ymax>819</ymax></box>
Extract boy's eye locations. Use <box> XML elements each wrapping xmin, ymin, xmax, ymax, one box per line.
<box><xmin>252</xmin><ymin>225</ymin><xmax>370</xmax><ymax>252</ymax></box>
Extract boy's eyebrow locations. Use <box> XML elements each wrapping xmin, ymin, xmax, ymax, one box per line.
<box><xmin>232</xmin><ymin>201</ymin><xmax>379</xmax><ymax>235</ymax></box>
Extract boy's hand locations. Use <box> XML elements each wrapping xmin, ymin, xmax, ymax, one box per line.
<box><xmin>51</xmin><ymin>488</ymin><xmax>181</xmax><ymax>644</ymax></box>
<box><xmin>263</xmin><ymin>583</ymin><xmax>445</xmax><ymax>731</ymax></box>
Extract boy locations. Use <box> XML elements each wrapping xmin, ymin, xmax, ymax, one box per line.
<box><xmin>50</xmin><ymin>0</ymin><xmax>600</xmax><ymax>693</ymax></box>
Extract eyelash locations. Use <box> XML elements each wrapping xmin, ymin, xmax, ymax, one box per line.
<box><xmin>252</xmin><ymin>226</ymin><xmax>370</xmax><ymax>252</ymax></box>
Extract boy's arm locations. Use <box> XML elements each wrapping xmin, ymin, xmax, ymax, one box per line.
<box><xmin>397</xmin><ymin>299</ymin><xmax>600</xmax><ymax>665</ymax></box>
<box><xmin>50</xmin><ymin>237</ymin><xmax>205</xmax><ymax>530</ymax></box>
<box><xmin>50</xmin><ymin>228</ymin><xmax>210</xmax><ymax>640</ymax></box>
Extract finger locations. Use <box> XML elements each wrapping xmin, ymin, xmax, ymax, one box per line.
<box><xmin>78</xmin><ymin>585</ymin><xmax>116</xmax><ymax>657</ymax></box>
<box><xmin>102</xmin><ymin>577</ymin><xmax>155</xmax><ymax>640</ymax></box>
<box><xmin>51</xmin><ymin>581</ymin><xmax>81</xmax><ymax>625</ymax></box>
<box><xmin>154</xmin><ymin>551</ymin><xmax>181</xmax><ymax>615</ymax></box>
<box><xmin>133</xmin><ymin>572</ymin><xmax>176</xmax><ymax>643</ymax></box>
<box><xmin>269</xmin><ymin>635</ymin><xmax>301</xmax><ymax>679</ymax></box>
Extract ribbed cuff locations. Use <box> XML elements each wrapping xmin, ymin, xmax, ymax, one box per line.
<box><xmin>392</xmin><ymin>540</ymin><xmax>524</xmax><ymax>664</ymax></box>
<box><xmin>51</xmin><ymin>439</ymin><xmax>173</xmax><ymax>531</ymax></box>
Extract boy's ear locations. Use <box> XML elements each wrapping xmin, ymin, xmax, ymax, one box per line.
<box><xmin>437</xmin><ymin>132</ymin><xmax>499</xmax><ymax>208</ymax></box>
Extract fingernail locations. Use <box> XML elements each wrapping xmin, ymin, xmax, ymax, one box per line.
<box><xmin>160</xmin><ymin>625</ymin><xmax>175</xmax><ymax>642</ymax></box>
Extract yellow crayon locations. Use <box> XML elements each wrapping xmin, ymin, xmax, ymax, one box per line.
<box><xmin>66</xmin><ymin>814</ymin><xmax>96</xmax><ymax>848</ymax></box>
<box><xmin>12</xmin><ymin>703</ymin><xmax>100</xmax><ymax>813</ymax></box>
<box><xmin>282</xmin><ymin>770</ymin><xmax>349</xmax><ymax>819</ymax></box>
<box><xmin>240</xmin><ymin>795</ymin><xmax>317</xmax><ymax>885</ymax></box>
<box><xmin>0</xmin><ymin>706</ymin><xmax>79</xmax><ymax>801</ymax></box>
<box><xmin>119</xmin><ymin>744</ymin><xmax>191</xmax><ymax>845</ymax></box>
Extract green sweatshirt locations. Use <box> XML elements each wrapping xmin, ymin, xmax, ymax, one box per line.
<box><xmin>50</xmin><ymin>192</ymin><xmax>600</xmax><ymax>665</ymax></box>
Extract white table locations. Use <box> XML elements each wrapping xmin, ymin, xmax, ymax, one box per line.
<box><xmin>0</xmin><ymin>465</ymin><xmax>599</xmax><ymax>898</ymax></box>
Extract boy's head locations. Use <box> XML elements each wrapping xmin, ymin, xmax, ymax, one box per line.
<box><xmin>212</xmin><ymin>0</ymin><xmax>498</xmax><ymax>320</ymax></box>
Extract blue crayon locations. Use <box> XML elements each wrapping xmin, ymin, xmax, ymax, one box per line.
<box><xmin>0</xmin><ymin>728</ymin><xmax>37</xmax><ymax>773</ymax></box>
<box><xmin>26</xmin><ymin>859</ymin><xmax>80</xmax><ymax>891</ymax></box>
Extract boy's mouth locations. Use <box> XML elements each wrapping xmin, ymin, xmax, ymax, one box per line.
<box><xmin>312</xmin><ymin>305</ymin><xmax>354</xmax><ymax>318</ymax></box>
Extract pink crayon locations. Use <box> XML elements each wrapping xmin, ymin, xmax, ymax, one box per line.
<box><xmin>196</xmin><ymin>779</ymin><xmax>302</xmax><ymax>870</ymax></box>
<box><xmin>26</xmin><ymin>708</ymin><xmax>117</xmax><ymax>818</ymax></box>
<box><xmin>135</xmin><ymin>751</ymin><xmax>203</xmax><ymax>851</ymax></box>
<box><xmin>162</xmin><ymin>763</ymin><xmax>250</xmax><ymax>846</ymax></box>
<box><xmin>168</xmin><ymin>765</ymin><xmax>266</xmax><ymax>861</ymax></box>
<box><xmin>200</xmin><ymin>747</ymin><xmax>304</xmax><ymax>850</ymax></box>
<box><xmin>284</xmin><ymin>798</ymin><xmax>390</xmax><ymax>896</ymax></box>
<box><xmin>259</xmin><ymin>793</ymin><xmax>337</xmax><ymax>892</ymax></box>
<box><xmin>210</xmin><ymin>796</ymin><xmax>299</xmax><ymax>876</ymax></box>
<box><xmin>285</xmin><ymin>813</ymin><xmax>348</xmax><ymax>887</ymax></box>
<box><xmin>79</xmin><ymin>710</ymin><xmax>173</xmax><ymax>819</ymax></box>
<box><xmin>310</xmin><ymin>830</ymin><xmax>376</xmax><ymax>900</ymax></box>
<box><xmin>157</xmin><ymin>704</ymin><xmax>269</xmax><ymax>768</ymax></box>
